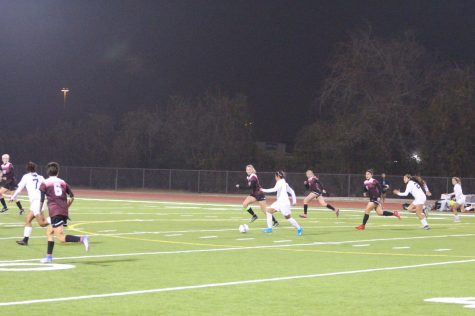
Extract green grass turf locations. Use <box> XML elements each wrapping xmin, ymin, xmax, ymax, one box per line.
<box><xmin>1</xmin><ymin>196</ymin><xmax>474</xmax><ymax>315</ymax></box>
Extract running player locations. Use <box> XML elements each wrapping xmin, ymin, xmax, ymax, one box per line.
<box><xmin>39</xmin><ymin>162</ymin><xmax>89</xmax><ymax>263</ymax></box>
<box><xmin>299</xmin><ymin>169</ymin><xmax>340</xmax><ymax>218</ymax></box>
<box><xmin>447</xmin><ymin>177</ymin><xmax>465</xmax><ymax>222</ymax></box>
<box><xmin>261</xmin><ymin>171</ymin><xmax>303</xmax><ymax>236</ymax></box>
<box><xmin>403</xmin><ymin>176</ymin><xmax>432</xmax><ymax>218</ymax></box>
<box><xmin>0</xmin><ymin>154</ymin><xmax>25</xmax><ymax>214</ymax></box>
<box><xmin>356</xmin><ymin>169</ymin><xmax>400</xmax><ymax>230</ymax></box>
<box><xmin>10</xmin><ymin>162</ymin><xmax>48</xmax><ymax>245</ymax></box>
<box><xmin>237</xmin><ymin>165</ymin><xmax>278</xmax><ymax>226</ymax></box>
<box><xmin>393</xmin><ymin>174</ymin><xmax>430</xmax><ymax>230</ymax></box>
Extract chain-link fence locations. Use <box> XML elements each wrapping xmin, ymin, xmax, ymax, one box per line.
<box><xmin>15</xmin><ymin>165</ymin><xmax>475</xmax><ymax>199</ymax></box>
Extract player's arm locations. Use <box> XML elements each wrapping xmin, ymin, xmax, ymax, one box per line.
<box><xmin>66</xmin><ymin>186</ymin><xmax>74</xmax><ymax>207</ymax></box>
<box><xmin>286</xmin><ymin>184</ymin><xmax>297</xmax><ymax>205</ymax></box>
<box><xmin>10</xmin><ymin>175</ymin><xmax>27</xmax><ymax>201</ymax></box>
<box><xmin>262</xmin><ymin>181</ymin><xmax>280</xmax><ymax>193</ymax></box>
<box><xmin>395</xmin><ymin>182</ymin><xmax>412</xmax><ymax>196</ymax></box>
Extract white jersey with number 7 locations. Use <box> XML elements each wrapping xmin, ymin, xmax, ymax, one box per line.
<box><xmin>11</xmin><ymin>172</ymin><xmax>45</xmax><ymax>202</ymax></box>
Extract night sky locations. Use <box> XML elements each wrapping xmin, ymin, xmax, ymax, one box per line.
<box><xmin>1</xmin><ymin>0</ymin><xmax>474</xmax><ymax>142</ymax></box>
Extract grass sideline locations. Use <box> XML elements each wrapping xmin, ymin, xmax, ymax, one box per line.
<box><xmin>1</xmin><ymin>196</ymin><xmax>474</xmax><ymax>315</ymax></box>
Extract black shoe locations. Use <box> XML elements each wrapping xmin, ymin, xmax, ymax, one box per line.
<box><xmin>19</xmin><ymin>209</ymin><xmax>25</xmax><ymax>215</ymax></box>
<box><xmin>250</xmin><ymin>215</ymin><xmax>258</xmax><ymax>223</ymax></box>
<box><xmin>0</xmin><ymin>207</ymin><xmax>8</xmax><ymax>213</ymax></box>
<box><xmin>16</xmin><ymin>240</ymin><xmax>28</xmax><ymax>246</ymax></box>
<box><xmin>273</xmin><ymin>221</ymin><xmax>280</xmax><ymax>227</ymax></box>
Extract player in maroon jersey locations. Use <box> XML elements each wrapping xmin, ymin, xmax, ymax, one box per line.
<box><xmin>299</xmin><ymin>170</ymin><xmax>340</xmax><ymax>218</ymax></box>
<box><xmin>39</xmin><ymin>162</ymin><xmax>89</xmax><ymax>263</ymax></box>
<box><xmin>355</xmin><ymin>169</ymin><xmax>400</xmax><ymax>230</ymax></box>
<box><xmin>0</xmin><ymin>154</ymin><xmax>25</xmax><ymax>214</ymax></box>
<box><xmin>236</xmin><ymin>165</ymin><xmax>278</xmax><ymax>226</ymax></box>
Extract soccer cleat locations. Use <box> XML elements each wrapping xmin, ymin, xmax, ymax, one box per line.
<box><xmin>423</xmin><ymin>225</ymin><xmax>431</xmax><ymax>230</ymax></box>
<box><xmin>423</xmin><ymin>206</ymin><xmax>429</xmax><ymax>218</ymax></box>
<box><xmin>335</xmin><ymin>208</ymin><xmax>340</xmax><ymax>217</ymax></box>
<box><xmin>273</xmin><ymin>221</ymin><xmax>280</xmax><ymax>227</ymax></box>
<box><xmin>355</xmin><ymin>224</ymin><xmax>365</xmax><ymax>230</ymax></box>
<box><xmin>40</xmin><ymin>256</ymin><xmax>52</xmax><ymax>263</ymax></box>
<box><xmin>262</xmin><ymin>228</ymin><xmax>273</xmax><ymax>233</ymax></box>
<box><xmin>393</xmin><ymin>211</ymin><xmax>401</xmax><ymax>220</ymax></box>
<box><xmin>0</xmin><ymin>207</ymin><xmax>8</xmax><ymax>213</ymax></box>
<box><xmin>19</xmin><ymin>209</ymin><xmax>25</xmax><ymax>215</ymax></box>
<box><xmin>16</xmin><ymin>240</ymin><xmax>28</xmax><ymax>246</ymax></box>
<box><xmin>82</xmin><ymin>236</ymin><xmax>90</xmax><ymax>252</ymax></box>
<box><xmin>250</xmin><ymin>215</ymin><xmax>258</xmax><ymax>223</ymax></box>
<box><xmin>297</xmin><ymin>227</ymin><xmax>303</xmax><ymax>236</ymax></box>
<box><xmin>299</xmin><ymin>214</ymin><xmax>308</xmax><ymax>218</ymax></box>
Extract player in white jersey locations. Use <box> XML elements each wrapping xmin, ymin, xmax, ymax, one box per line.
<box><xmin>10</xmin><ymin>162</ymin><xmax>48</xmax><ymax>245</ymax></box>
<box><xmin>393</xmin><ymin>174</ymin><xmax>430</xmax><ymax>230</ymax></box>
<box><xmin>261</xmin><ymin>171</ymin><xmax>303</xmax><ymax>236</ymax></box>
<box><xmin>448</xmin><ymin>177</ymin><xmax>465</xmax><ymax>222</ymax></box>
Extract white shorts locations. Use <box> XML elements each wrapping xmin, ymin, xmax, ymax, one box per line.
<box><xmin>270</xmin><ymin>201</ymin><xmax>292</xmax><ymax>217</ymax></box>
<box><xmin>30</xmin><ymin>200</ymin><xmax>45</xmax><ymax>217</ymax></box>
<box><xmin>413</xmin><ymin>195</ymin><xmax>427</xmax><ymax>206</ymax></box>
<box><xmin>456</xmin><ymin>196</ymin><xmax>466</xmax><ymax>205</ymax></box>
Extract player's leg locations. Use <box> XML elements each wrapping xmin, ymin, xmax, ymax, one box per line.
<box><xmin>356</xmin><ymin>202</ymin><xmax>375</xmax><ymax>230</ymax></box>
<box><xmin>317</xmin><ymin>196</ymin><xmax>340</xmax><ymax>217</ymax></box>
<box><xmin>40</xmin><ymin>225</ymin><xmax>55</xmax><ymax>263</ymax></box>
<box><xmin>0</xmin><ymin>187</ymin><xmax>8</xmax><ymax>212</ymax></box>
<box><xmin>282</xmin><ymin>205</ymin><xmax>303</xmax><ymax>236</ymax></box>
<box><xmin>242</xmin><ymin>196</ymin><xmax>258</xmax><ymax>222</ymax></box>
<box><xmin>450</xmin><ymin>201</ymin><xmax>460</xmax><ymax>222</ymax></box>
<box><xmin>414</xmin><ymin>204</ymin><xmax>430</xmax><ymax>229</ymax></box>
<box><xmin>16</xmin><ymin>211</ymin><xmax>35</xmax><ymax>246</ymax></box>
<box><xmin>258</xmin><ymin>200</ymin><xmax>278</xmax><ymax>227</ymax></box>
<box><xmin>263</xmin><ymin>207</ymin><xmax>277</xmax><ymax>232</ymax></box>
<box><xmin>375</xmin><ymin>203</ymin><xmax>400</xmax><ymax>220</ymax></box>
<box><xmin>300</xmin><ymin>192</ymin><xmax>317</xmax><ymax>218</ymax></box>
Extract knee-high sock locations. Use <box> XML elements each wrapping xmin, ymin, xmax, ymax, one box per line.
<box><xmin>362</xmin><ymin>214</ymin><xmax>370</xmax><ymax>225</ymax></box>
<box><xmin>266</xmin><ymin>212</ymin><xmax>273</xmax><ymax>228</ymax></box>
<box><xmin>287</xmin><ymin>217</ymin><xmax>300</xmax><ymax>229</ymax></box>
<box><xmin>421</xmin><ymin>216</ymin><xmax>428</xmax><ymax>227</ymax></box>
<box><xmin>326</xmin><ymin>204</ymin><xmax>335</xmax><ymax>211</ymax></box>
<box><xmin>16</xmin><ymin>201</ymin><xmax>23</xmax><ymax>210</ymax></box>
<box><xmin>383</xmin><ymin>210</ymin><xmax>394</xmax><ymax>216</ymax></box>
<box><xmin>246</xmin><ymin>207</ymin><xmax>256</xmax><ymax>216</ymax></box>
<box><xmin>303</xmin><ymin>204</ymin><xmax>308</xmax><ymax>214</ymax></box>
<box><xmin>272</xmin><ymin>215</ymin><xmax>278</xmax><ymax>223</ymax></box>
<box><xmin>24</xmin><ymin>226</ymin><xmax>32</xmax><ymax>237</ymax></box>
<box><xmin>0</xmin><ymin>198</ymin><xmax>6</xmax><ymax>208</ymax></box>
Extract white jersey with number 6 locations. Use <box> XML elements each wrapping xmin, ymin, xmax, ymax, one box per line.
<box><xmin>11</xmin><ymin>172</ymin><xmax>45</xmax><ymax>203</ymax></box>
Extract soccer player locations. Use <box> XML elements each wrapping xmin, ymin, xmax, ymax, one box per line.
<box><xmin>0</xmin><ymin>154</ymin><xmax>25</xmax><ymax>214</ymax></box>
<box><xmin>10</xmin><ymin>162</ymin><xmax>48</xmax><ymax>245</ymax></box>
<box><xmin>299</xmin><ymin>169</ymin><xmax>340</xmax><ymax>218</ymax></box>
<box><xmin>447</xmin><ymin>177</ymin><xmax>465</xmax><ymax>222</ymax></box>
<box><xmin>403</xmin><ymin>176</ymin><xmax>432</xmax><ymax>218</ymax></box>
<box><xmin>237</xmin><ymin>164</ymin><xmax>278</xmax><ymax>226</ymax></box>
<box><xmin>356</xmin><ymin>169</ymin><xmax>400</xmax><ymax>230</ymax></box>
<box><xmin>393</xmin><ymin>174</ymin><xmax>430</xmax><ymax>230</ymax></box>
<box><xmin>39</xmin><ymin>162</ymin><xmax>89</xmax><ymax>263</ymax></box>
<box><xmin>379</xmin><ymin>173</ymin><xmax>390</xmax><ymax>203</ymax></box>
<box><xmin>261</xmin><ymin>171</ymin><xmax>303</xmax><ymax>236</ymax></box>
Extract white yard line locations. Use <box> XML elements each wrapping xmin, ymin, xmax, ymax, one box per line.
<box><xmin>352</xmin><ymin>244</ymin><xmax>370</xmax><ymax>247</ymax></box>
<box><xmin>1</xmin><ymin>233</ymin><xmax>474</xmax><ymax>264</ymax></box>
<box><xmin>1</xmin><ymin>259</ymin><xmax>475</xmax><ymax>307</ymax></box>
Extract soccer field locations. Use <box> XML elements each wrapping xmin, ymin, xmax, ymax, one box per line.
<box><xmin>1</xmin><ymin>195</ymin><xmax>475</xmax><ymax>315</ymax></box>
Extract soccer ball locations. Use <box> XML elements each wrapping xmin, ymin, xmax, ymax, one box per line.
<box><xmin>239</xmin><ymin>224</ymin><xmax>249</xmax><ymax>233</ymax></box>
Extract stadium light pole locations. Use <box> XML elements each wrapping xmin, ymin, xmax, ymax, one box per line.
<box><xmin>61</xmin><ymin>88</ymin><xmax>70</xmax><ymax>109</ymax></box>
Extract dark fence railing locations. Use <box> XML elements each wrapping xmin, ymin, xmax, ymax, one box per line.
<box><xmin>16</xmin><ymin>166</ymin><xmax>475</xmax><ymax>199</ymax></box>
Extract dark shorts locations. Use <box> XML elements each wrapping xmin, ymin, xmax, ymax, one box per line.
<box><xmin>310</xmin><ymin>191</ymin><xmax>322</xmax><ymax>198</ymax></box>
<box><xmin>50</xmin><ymin>215</ymin><xmax>69</xmax><ymax>228</ymax></box>
<box><xmin>0</xmin><ymin>181</ymin><xmax>17</xmax><ymax>191</ymax></box>
<box><xmin>369</xmin><ymin>197</ymin><xmax>381</xmax><ymax>205</ymax></box>
<box><xmin>250</xmin><ymin>193</ymin><xmax>266</xmax><ymax>201</ymax></box>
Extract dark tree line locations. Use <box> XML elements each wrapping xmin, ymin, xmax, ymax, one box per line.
<box><xmin>2</xmin><ymin>30</ymin><xmax>475</xmax><ymax>176</ymax></box>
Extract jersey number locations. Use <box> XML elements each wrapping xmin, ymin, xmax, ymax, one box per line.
<box><xmin>33</xmin><ymin>178</ymin><xmax>39</xmax><ymax>189</ymax></box>
<box><xmin>53</xmin><ymin>183</ymin><xmax>63</xmax><ymax>197</ymax></box>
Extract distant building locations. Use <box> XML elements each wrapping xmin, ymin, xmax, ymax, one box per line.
<box><xmin>255</xmin><ymin>141</ymin><xmax>288</xmax><ymax>155</ymax></box>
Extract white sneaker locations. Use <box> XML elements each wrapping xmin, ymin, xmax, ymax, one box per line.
<box><xmin>454</xmin><ymin>215</ymin><xmax>461</xmax><ymax>222</ymax></box>
<box><xmin>82</xmin><ymin>236</ymin><xmax>90</xmax><ymax>252</ymax></box>
<box><xmin>40</xmin><ymin>256</ymin><xmax>52</xmax><ymax>263</ymax></box>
